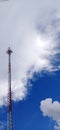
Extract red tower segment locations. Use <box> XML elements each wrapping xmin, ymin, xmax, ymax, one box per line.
<box><xmin>6</xmin><ymin>47</ymin><xmax>13</xmax><ymax>130</ymax></box>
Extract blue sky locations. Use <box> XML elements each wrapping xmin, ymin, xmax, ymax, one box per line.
<box><xmin>0</xmin><ymin>70</ymin><xmax>60</xmax><ymax>130</ymax></box>
<box><xmin>13</xmin><ymin>70</ymin><xmax>60</xmax><ymax>130</ymax></box>
<box><xmin>0</xmin><ymin>0</ymin><xmax>60</xmax><ymax>130</ymax></box>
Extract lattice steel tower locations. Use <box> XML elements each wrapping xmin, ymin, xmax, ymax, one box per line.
<box><xmin>6</xmin><ymin>47</ymin><xmax>13</xmax><ymax>130</ymax></box>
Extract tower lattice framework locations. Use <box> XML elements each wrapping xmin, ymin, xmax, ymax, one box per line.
<box><xmin>7</xmin><ymin>47</ymin><xmax>13</xmax><ymax>130</ymax></box>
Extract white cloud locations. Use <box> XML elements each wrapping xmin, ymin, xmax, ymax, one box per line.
<box><xmin>0</xmin><ymin>0</ymin><xmax>60</xmax><ymax>106</ymax></box>
<box><xmin>40</xmin><ymin>98</ymin><xmax>60</xmax><ymax>130</ymax></box>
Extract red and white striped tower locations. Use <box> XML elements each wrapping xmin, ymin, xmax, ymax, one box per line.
<box><xmin>6</xmin><ymin>47</ymin><xmax>13</xmax><ymax>130</ymax></box>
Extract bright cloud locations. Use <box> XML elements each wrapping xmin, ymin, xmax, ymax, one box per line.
<box><xmin>0</xmin><ymin>0</ymin><xmax>60</xmax><ymax>106</ymax></box>
<box><xmin>40</xmin><ymin>98</ymin><xmax>60</xmax><ymax>130</ymax></box>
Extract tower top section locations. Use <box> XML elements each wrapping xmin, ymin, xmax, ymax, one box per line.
<box><xmin>6</xmin><ymin>47</ymin><xmax>13</xmax><ymax>55</ymax></box>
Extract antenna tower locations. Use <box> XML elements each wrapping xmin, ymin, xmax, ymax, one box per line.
<box><xmin>6</xmin><ymin>47</ymin><xmax>13</xmax><ymax>130</ymax></box>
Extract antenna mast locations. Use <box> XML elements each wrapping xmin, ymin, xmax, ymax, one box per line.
<box><xmin>6</xmin><ymin>47</ymin><xmax>13</xmax><ymax>130</ymax></box>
